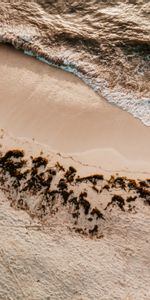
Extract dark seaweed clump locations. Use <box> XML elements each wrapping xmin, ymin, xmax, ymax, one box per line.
<box><xmin>79</xmin><ymin>192</ymin><xmax>90</xmax><ymax>215</ymax></box>
<box><xmin>0</xmin><ymin>149</ymin><xmax>149</xmax><ymax>239</ymax></box>
<box><xmin>91</xmin><ymin>208</ymin><xmax>105</xmax><ymax>220</ymax></box>
<box><xmin>32</xmin><ymin>156</ymin><xmax>48</xmax><ymax>168</ymax></box>
<box><xmin>76</xmin><ymin>174</ymin><xmax>103</xmax><ymax>185</ymax></box>
<box><xmin>65</xmin><ymin>166</ymin><xmax>76</xmax><ymax>182</ymax></box>
<box><xmin>105</xmin><ymin>195</ymin><xmax>125</xmax><ymax>211</ymax></box>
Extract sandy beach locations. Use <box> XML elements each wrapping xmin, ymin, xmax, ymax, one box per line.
<box><xmin>0</xmin><ymin>45</ymin><xmax>150</xmax><ymax>174</ymax></box>
<box><xmin>0</xmin><ymin>0</ymin><xmax>150</xmax><ymax>298</ymax></box>
<box><xmin>0</xmin><ymin>45</ymin><xmax>150</xmax><ymax>300</ymax></box>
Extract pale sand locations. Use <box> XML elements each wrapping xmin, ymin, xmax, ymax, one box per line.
<box><xmin>0</xmin><ymin>188</ymin><xmax>149</xmax><ymax>300</ymax></box>
<box><xmin>0</xmin><ymin>45</ymin><xmax>150</xmax><ymax>174</ymax></box>
<box><xmin>0</xmin><ymin>128</ymin><xmax>149</xmax><ymax>300</ymax></box>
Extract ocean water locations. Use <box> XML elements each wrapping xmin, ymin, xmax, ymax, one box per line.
<box><xmin>0</xmin><ymin>0</ymin><xmax>150</xmax><ymax>125</ymax></box>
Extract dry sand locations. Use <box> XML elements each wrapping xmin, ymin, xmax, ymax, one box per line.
<box><xmin>0</xmin><ymin>188</ymin><xmax>149</xmax><ymax>300</ymax></box>
<box><xmin>0</xmin><ymin>130</ymin><xmax>149</xmax><ymax>300</ymax></box>
<box><xmin>0</xmin><ymin>45</ymin><xmax>150</xmax><ymax>300</ymax></box>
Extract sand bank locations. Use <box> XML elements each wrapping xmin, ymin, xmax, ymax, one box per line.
<box><xmin>0</xmin><ymin>45</ymin><xmax>150</xmax><ymax>174</ymax></box>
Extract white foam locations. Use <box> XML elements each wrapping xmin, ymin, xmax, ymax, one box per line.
<box><xmin>24</xmin><ymin>50</ymin><xmax>150</xmax><ymax>126</ymax></box>
<box><xmin>102</xmin><ymin>88</ymin><xmax>150</xmax><ymax>126</ymax></box>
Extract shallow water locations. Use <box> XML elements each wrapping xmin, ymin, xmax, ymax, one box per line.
<box><xmin>0</xmin><ymin>0</ymin><xmax>150</xmax><ymax>124</ymax></box>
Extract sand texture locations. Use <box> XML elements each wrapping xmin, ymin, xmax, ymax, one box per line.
<box><xmin>0</xmin><ymin>128</ymin><xmax>150</xmax><ymax>299</ymax></box>
<box><xmin>0</xmin><ymin>45</ymin><xmax>149</xmax><ymax>299</ymax></box>
<box><xmin>0</xmin><ymin>189</ymin><xmax>150</xmax><ymax>300</ymax></box>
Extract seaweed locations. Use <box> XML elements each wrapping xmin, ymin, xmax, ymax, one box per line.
<box><xmin>1</xmin><ymin>159</ymin><xmax>26</xmax><ymax>177</ymax></box>
<box><xmin>32</xmin><ymin>156</ymin><xmax>48</xmax><ymax>168</ymax></box>
<box><xmin>65</xmin><ymin>166</ymin><xmax>76</xmax><ymax>182</ymax></box>
<box><xmin>79</xmin><ymin>192</ymin><xmax>90</xmax><ymax>215</ymax></box>
<box><xmin>69</xmin><ymin>197</ymin><xmax>79</xmax><ymax>210</ymax></box>
<box><xmin>127</xmin><ymin>179</ymin><xmax>138</xmax><ymax>190</ymax></box>
<box><xmin>92</xmin><ymin>185</ymin><xmax>99</xmax><ymax>193</ymax></box>
<box><xmin>126</xmin><ymin>196</ymin><xmax>137</xmax><ymax>202</ymax></box>
<box><xmin>16</xmin><ymin>198</ymin><xmax>28</xmax><ymax>211</ymax></box>
<box><xmin>113</xmin><ymin>177</ymin><xmax>126</xmax><ymax>190</ymax></box>
<box><xmin>137</xmin><ymin>188</ymin><xmax>150</xmax><ymax>205</ymax></box>
<box><xmin>1</xmin><ymin>146</ymin><xmax>150</xmax><ymax>238</ymax></box>
<box><xmin>139</xmin><ymin>180</ymin><xmax>149</xmax><ymax>188</ymax></box>
<box><xmin>45</xmin><ymin>190</ymin><xmax>60</xmax><ymax>202</ymax></box>
<box><xmin>106</xmin><ymin>195</ymin><xmax>125</xmax><ymax>211</ymax></box>
<box><xmin>89</xmin><ymin>225</ymin><xmax>98</xmax><ymax>235</ymax></box>
<box><xmin>74</xmin><ymin>228</ymin><xmax>84</xmax><ymax>234</ymax></box>
<box><xmin>57</xmin><ymin>179</ymin><xmax>68</xmax><ymax>190</ymax></box>
<box><xmin>21</xmin><ymin>170</ymin><xmax>52</xmax><ymax>193</ymax></box>
<box><xmin>37</xmin><ymin>173</ymin><xmax>53</xmax><ymax>187</ymax></box>
<box><xmin>91</xmin><ymin>207</ymin><xmax>105</xmax><ymax>220</ymax></box>
<box><xmin>108</xmin><ymin>175</ymin><xmax>115</xmax><ymax>185</ymax></box>
<box><xmin>111</xmin><ymin>195</ymin><xmax>125</xmax><ymax>211</ymax></box>
<box><xmin>55</xmin><ymin>162</ymin><xmax>65</xmax><ymax>172</ymax></box>
<box><xmin>47</xmin><ymin>168</ymin><xmax>57</xmax><ymax>176</ymax></box>
<box><xmin>25</xmin><ymin>176</ymin><xmax>42</xmax><ymax>192</ymax></box>
<box><xmin>2</xmin><ymin>150</ymin><xmax>24</xmax><ymax>160</ymax></box>
<box><xmin>61</xmin><ymin>190</ymin><xmax>71</xmax><ymax>205</ymax></box>
<box><xmin>76</xmin><ymin>174</ymin><xmax>103</xmax><ymax>185</ymax></box>
<box><xmin>72</xmin><ymin>211</ymin><xmax>80</xmax><ymax>219</ymax></box>
<box><xmin>102</xmin><ymin>184</ymin><xmax>110</xmax><ymax>191</ymax></box>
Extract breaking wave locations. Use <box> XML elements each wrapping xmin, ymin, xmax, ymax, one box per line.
<box><xmin>0</xmin><ymin>0</ymin><xmax>150</xmax><ymax>124</ymax></box>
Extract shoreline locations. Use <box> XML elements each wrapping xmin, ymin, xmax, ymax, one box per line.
<box><xmin>0</xmin><ymin>45</ymin><xmax>150</xmax><ymax>175</ymax></box>
<box><xmin>0</xmin><ymin>2</ymin><xmax>150</xmax><ymax>299</ymax></box>
<box><xmin>0</xmin><ymin>34</ymin><xmax>149</xmax><ymax>300</ymax></box>
<box><xmin>0</xmin><ymin>39</ymin><xmax>150</xmax><ymax>126</ymax></box>
<box><xmin>0</xmin><ymin>43</ymin><xmax>149</xmax><ymax>240</ymax></box>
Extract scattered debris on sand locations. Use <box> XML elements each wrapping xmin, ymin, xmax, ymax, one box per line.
<box><xmin>0</xmin><ymin>149</ymin><xmax>149</xmax><ymax>238</ymax></box>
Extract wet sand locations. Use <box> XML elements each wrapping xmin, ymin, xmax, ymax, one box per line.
<box><xmin>0</xmin><ymin>45</ymin><xmax>150</xmax><ymax>173</ymax></box>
